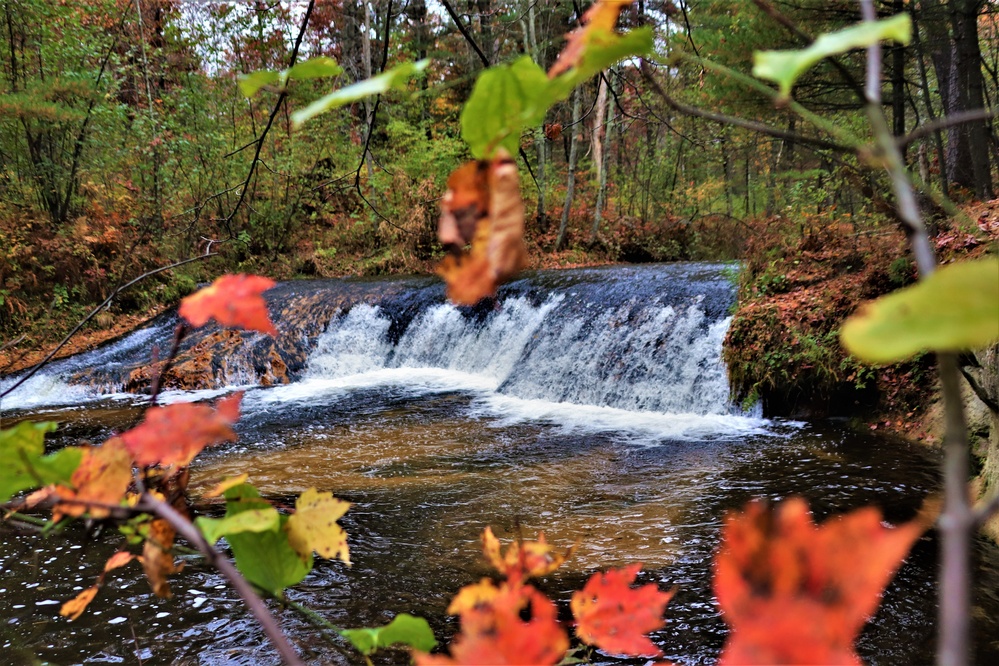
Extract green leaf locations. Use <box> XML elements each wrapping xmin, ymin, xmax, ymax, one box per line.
<box><xmin>0</xmin><ymin>422</ymin><xmax>81</xmax><ymax>503</ymax></box>
<box><xmin>550</xmin><ymin>26</ymin><xmax>653</xmax><ymax>98</ymax></box>
<box><xmin>239</xmin><ymin>57</ymin><xmax>343</xmax><ymax>98</ymax></box>
<box><xmin>292</xmin><ymin>59</ymin><xmax>429</xmax><ymax>127</ymax></box>
<box><xmin>841</xmin><ymin>258</ymin><xmax>999</xmax><ymax>363</ymax></box>
<box><xmin>220</xmin><ymin>484</ymin><xmax>311</xmax><ymax>597</ymax></box>
<box><xmin>238</xmin><ymin>70</ymin><xmax>281</xmax><ymax>98</ymax></box>
<box><xmin>195</xmin><ymin>507</ymin><xmax>280</xmax><ymax>546</ymax></box>
<box><xmin>753</xmin><ymin>14</ymin><xmax>911</xmax><ymax>98</ymax></box>
<box><xmin>461</xmin><ymin>56</ymin><xmax>550</xmax><ymax>158</ymax></box>
<box><xmin>342</xmin><ymin>614</ymin><xmax>437</xmax><ymax>656</ymax></box>
<box><xmin>285</xmin><ymin>56</ymin><xmax>343</xmax><ymax>82</ymax></box>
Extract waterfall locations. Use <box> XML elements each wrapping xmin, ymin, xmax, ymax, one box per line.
<box><xmin>1</xmin><ymin>264</ymin><xmax>759</xmax><ymax>436</ymax></box>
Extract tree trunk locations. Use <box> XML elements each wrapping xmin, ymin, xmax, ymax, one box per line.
<box><xmin>556</xmin><ymin>86</ymin><xmax>581</xmax><ymax>251</ymax></box>
<box><xmin>923</xmin><ymin>0</ymin><xmax>993</xmax><ymax>198</ymax></box>
<box><xmin>525</xmin><ymin>1</ymin><xmax>547</xmax><ymax>233</ymax></box>
<box><xmin>592</xmin><ymin>74</ymin><xmax>613</xmax><ymax>241</ymax></box>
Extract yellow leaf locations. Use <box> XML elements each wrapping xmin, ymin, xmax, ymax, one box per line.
<box><xmin>447</xmin><ymin>578</ymin><xmax>500</xmax><ymax>615</ymax></box>
<box><xmin>203</xmin><ymin>473</ymin><xmax>250</xmax><ymax>498</ymax></box>
<box><xmin>480</xmin><ymin>526</ymin><xmax>573</xmax><ymax>579</ymax></box>
<box><xmin>285</xmin><ymin>488</ymin><xmax>351</xmax><ymax>565</ymax></box>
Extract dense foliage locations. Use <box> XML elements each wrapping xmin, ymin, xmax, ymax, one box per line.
<box><xmin>1</xmin><ymin>0</ymin><xmax>997</xmax><ymax>352</ymax></box>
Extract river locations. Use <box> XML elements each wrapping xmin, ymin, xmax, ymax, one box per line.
<box><xmin>2</xmin><ymin>263</ymin><xmax>998</xmax><ymax>665</ymax></box>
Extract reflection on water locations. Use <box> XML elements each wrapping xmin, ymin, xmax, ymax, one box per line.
<box><xmin>5</xmin><ymin>386</ymin><xmax>999</xmax><ymax>665</ymax></box>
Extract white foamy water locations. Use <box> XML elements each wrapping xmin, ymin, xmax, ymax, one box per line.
<box><xmin>2</xmin><ymin>265</ymin><xmax>771</xmax><ymax>442</ymax></box>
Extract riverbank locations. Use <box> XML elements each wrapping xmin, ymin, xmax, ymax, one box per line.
<box><xmin>722</xmin><ymin>204</ymin><xmax>999</xmax><ymax>449</ymax></box>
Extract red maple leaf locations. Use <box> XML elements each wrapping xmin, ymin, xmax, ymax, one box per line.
<box><xmin>178</xmin><ymin>274</ymin><xmax>277</xmax><ymax>335</ymax></box>
<box><xmin>121</xmin><ymin>393</ymin><xmax>242</xmax><ymax>468</ymax></box>
<box><xmin>415</xmin><ymin>581</ymin><xmax>568</xmax><ymax>666</ymax></box>
<box><xmin>571</xmin><ymin>563</ymin><xmax>672</xmax><ymax>657</ymax></box>
<box><xmin>713</xmin><ymin>498</ymin><xmax>925</xmax><ymax>665</ymax></box>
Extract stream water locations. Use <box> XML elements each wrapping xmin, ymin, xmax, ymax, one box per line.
<box><xmin>2</xmin><ymin>263</ymin><xmax>999</xmax><ymax>665</ymax></box>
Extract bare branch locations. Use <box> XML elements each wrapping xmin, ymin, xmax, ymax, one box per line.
<box><xmin>898</xmin><ymin>108</ymin><xmax>999</xmax><ymax>149</ymax></box>
<box><xmin>639</xmin><ymin>62</ymin><xmax>852</xmax><ymax>152</ymax></box>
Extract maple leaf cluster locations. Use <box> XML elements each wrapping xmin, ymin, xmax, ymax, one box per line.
<box><xmin>414</xmin><ymin>527</ymin><xmax>672</xmax><ymax>664</ymax></box>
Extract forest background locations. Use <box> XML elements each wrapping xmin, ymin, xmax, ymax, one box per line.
<box><xmin>1</xmin><ymin>0</ymin><xmax>997</xmax><ymax>422</ymax></box>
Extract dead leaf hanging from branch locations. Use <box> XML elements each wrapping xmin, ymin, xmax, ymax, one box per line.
<box><xmin>436</xmin><ymin>149</ymin><xmax>527</xmax><ymax>305</ymax></box>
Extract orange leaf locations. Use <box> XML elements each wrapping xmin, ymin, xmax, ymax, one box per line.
<box><xmin>142</xmin><ymin>518</ymin><xmax>184</xmax><ymax>598</ymax></box>
<box><xmin>481</xmin><ymin>526</ymin><xmax>572</xmax><ymax>580</ymax></box>
<box><xmin>713</xmin><ymin>498</ymin><xmax>924</xmax><ymax>665</ymax></box>
<box><xmin>179</xmin><ymin>274</ymin><xmax>277</xmax><ymax>335</ymax></box>
<box><xmin>549</xmin><ymin>0</ymin><xmax>635</xmax><ymax>78</ymax></box>
<box><xmin>53</xmin><ymin>438</ymin><xmax>132</xmax><ymax>521</ymax></box>
<box><xmin>571</xmin><ymin>563</ymin><xmax>671</xmax><ymax>657</ymax></box>
<box><xmin>60</xmin><ymin>586</ymin><xmax>98</xmax><ymax>621</ymax></box>
<box><xmin>122</xmin><ymin>393</ymin><xmax>242</xmax><ymax>468</ymax></box>
<box><xmin>437</xmin><ymin>150</ymin><xmax>526</xmax><ymax>305</ymax></box>
<box><xmin>104</xmin><ymin>551</ymin><xmax>137</xmax><ymax>573</ymax></box>
<box><xmin>416</xmin><ymin>582</ymin><xmax>568</xmax><ymax>666</ymax></box>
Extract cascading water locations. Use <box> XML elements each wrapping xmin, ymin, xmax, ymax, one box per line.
<box><xmin>1</xmin><ymin>263</ymin><xmax>758</xmax><ymax>441</ymax></box>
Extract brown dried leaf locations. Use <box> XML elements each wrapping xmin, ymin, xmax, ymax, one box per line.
<box><xmin>437</xmin><ymin>149</ymin><xmax>527</xmax><ymax>305</ymax></box>
<box><xmin>53</xmin><ymin>437</ymin><xmax>132</xmax><ymax>521</ymax></box>
<box><xmin>142</xmin><ymin>518</ymin><xmax>184</xmax><ymax>598</ymax></box>
<box><xmin>60</xmin><ymin>586</ymin><xmax>99</xmax><ymax>621</ymax></box>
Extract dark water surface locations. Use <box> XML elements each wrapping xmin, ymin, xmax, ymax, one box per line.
<box><xmin>2</xmin><ymin>264</ymin><xmax>998</xmax><ymax>664</ymax></box>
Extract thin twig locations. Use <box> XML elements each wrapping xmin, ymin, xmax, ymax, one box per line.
<box><xmin>148</xmin><ymin>323</ymin><xmax>188</xmax><ymax>405</ymax></box>
<box><xmin>639</xmin><ymin>62</ymin><xmax>851</xmax><ymax>152</ymax></box>
<box><xmin>138</xmin><ymin>493</ymin><xmax>304</xmax><ymax>666</ymax></box>
<box><xmin>218</xmin><ymin>0</ymin><xmax>316</xmax><ymax>237</ymax></box>
<box><xmin>898</xmin><ymin>108</ymin><xmax>999</xmax><ymax>149</ymax></box>
<box><xmin>858</xmin><ymin>2</ymin><xmax>968</xmax><ymax>664</ymax></box>
<box><xmin>0</xmin><ymin>254</ymin><xmax>217</xmax><ymax>400</ymax></box>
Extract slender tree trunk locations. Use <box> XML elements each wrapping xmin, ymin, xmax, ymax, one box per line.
<box><xmin>912</xmin><ymin>6</ymin><xmax>950</xmax><ymax>197</ymax></box>
<box><xmin>526</xmin><ymin>2</ymin><xmax>547</xmax><ymax>233</ymax></box>
<box><xmin>592</xmin><ymin>74</ymin><xmax>613</xmax><ymax>241</ymax></box>
<box><xmin>556</xmin><ymin>86</ymin><xmax>581</xmax><ymax>251</ymax></box>
<box><xmin>892</xmin><ymin>0</ymin><xmax>906</xmax><ymax>160</ymax></box>
<box><xmin>361</xmin><ymin>0</ymin><xmax>375</xmax><ymax>183</ymax></box>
